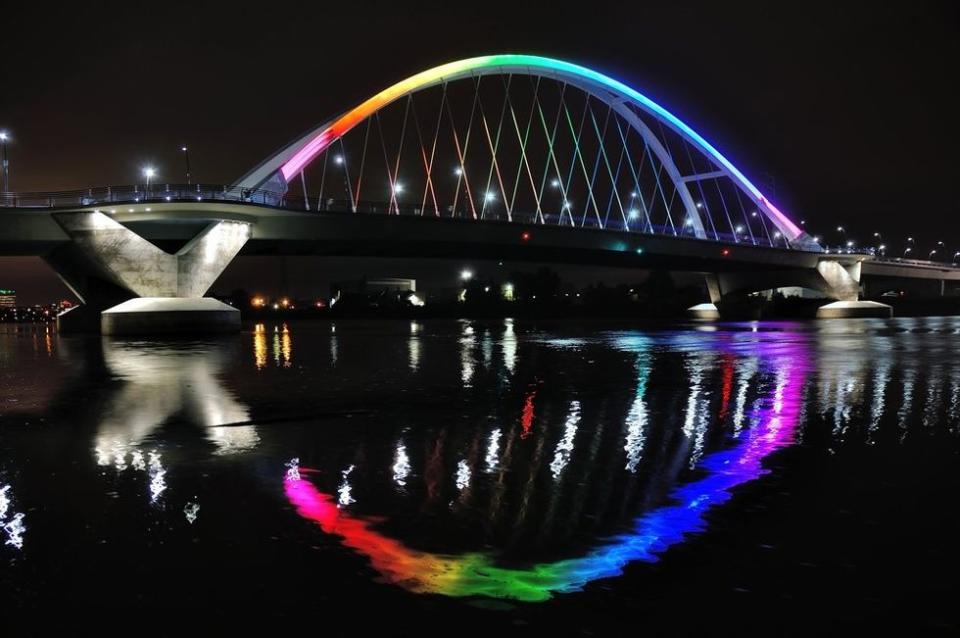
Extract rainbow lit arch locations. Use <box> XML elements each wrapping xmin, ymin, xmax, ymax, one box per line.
<box><xmin>236</xmin><ymin>54</ymin><xmax>812</xmax><ymax>248</ymax></box>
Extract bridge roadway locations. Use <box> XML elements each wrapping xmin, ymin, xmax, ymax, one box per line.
<box><xmin>3</xmin><ymin>195</ymin><xmax>960</xmax><ymax>331</ymax></box>
<box><xmin>3</xmin><ymin>199</ymin><xmax>959</xmax><ymax>278</ymax></box>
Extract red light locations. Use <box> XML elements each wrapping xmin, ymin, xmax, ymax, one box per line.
<box><xmin>722</xmin><ymin>249</ymin><xmax>731</xmax><ymax>256</ymax></box>
<box><xmin>521</xmin><ymin>231</ymin><xmax>531</xmax><ymax>241</ymax></box>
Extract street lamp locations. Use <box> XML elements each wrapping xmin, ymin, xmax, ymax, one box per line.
<box><xmin>953</xmin><ymin>251</ymin><xmax>960</xmax><ymax>265</ymax></box>
<box><xmin>0</xmin><ymin>130</ymin><xmax>9</xmax><ymax>193</ymax></box>
<box><xmin>181</xmin><ymin>146</ymin><xmax>191</xmax><ymax>184</ymax></box>
<box><xmin>460</xmin><ymin>269</ymin><xmax>473</xmax><ymax>281</ymax></box>
<box><xmin>929</xmin><ymin>249</ymin><xmax>937</xmax><ymax>260</ymax></box>
<box><xmin>903</xmin><ymin>247</ymin><xmax>913</xmax><ymax>257</ymax></box>
<box><xmin>143</xmin><ymin>167</ymin><xmax>156</xmax><ymax>190</ymax></box>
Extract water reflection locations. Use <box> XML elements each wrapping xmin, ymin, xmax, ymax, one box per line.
<box><xmin>0</xmin><ymin>483</ymin><xmax>26</xmax><ymax>550</ymax></box>
<box><xmin>285</xmin><ymin>329</ymin><xmax>812</xmax><ymax>601</ymax></box>
<box><xmin>5</xmin><ymin>317</ymin><xmax>960</xmax><ymax>611</ymax></box>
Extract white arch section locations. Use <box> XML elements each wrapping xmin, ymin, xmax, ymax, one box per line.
<box><xmin>235</xmin><ymin>54</ymin><xmax>817</xmax><ymax>249</ymax></box>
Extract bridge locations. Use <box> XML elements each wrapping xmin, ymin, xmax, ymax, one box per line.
<box><xmin>2</xmin><ymin>54</ymin><xmax>957</xmax><ymax>333</ymax></box>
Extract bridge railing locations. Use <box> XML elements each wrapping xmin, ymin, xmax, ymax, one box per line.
<box><xmin>0</xmin><ymin>184</ymin><xmax>296</xmax><ymax>209</ymax></box>
<box><xmin>1</xmin><ymin>184</ymin><xmax>798</xmax><ymax>250</ymax></box>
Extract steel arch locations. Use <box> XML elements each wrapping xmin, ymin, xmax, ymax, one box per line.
<box><xmin>235</xmin><ymin>54</ymin><xmax>814</xmax><ymax>249</ymax></box>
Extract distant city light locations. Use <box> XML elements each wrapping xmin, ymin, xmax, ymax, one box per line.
<box><xmin>460</xmin><ymin>269</ymin><xmax>473</xmax><ymax>281</ymax></box>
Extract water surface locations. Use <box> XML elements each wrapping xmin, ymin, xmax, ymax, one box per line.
<box><xmin>1</xmin><ymin>319</ymin><xmax>958</xmax><ymax>633</ymax></box>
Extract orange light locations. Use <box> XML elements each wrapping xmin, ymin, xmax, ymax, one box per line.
<box><xmin>251</xmin><ymin>296</ymin><xmax>267</xmax><ymax>308</ymax></box>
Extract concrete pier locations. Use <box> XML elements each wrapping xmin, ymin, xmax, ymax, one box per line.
<box><xmin>100</xmin><ymin>298</ymin><xmax>241</xmax><ymax>335</ymax></box>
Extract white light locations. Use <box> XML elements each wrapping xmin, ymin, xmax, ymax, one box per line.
<box><xmin>127</xmin><ymin>208</ymin><xmax>134</xmax><ymax>212</ymax></box>
<box><xmin>628</xmin><ymin>209</ymin><xmax>639</xmax><ymax>220</ymax></box>
<box><xmin>484</xmin><ymin>191</ymin><xmax>495</xmax><ymax>202</ymax></box>
<box><xmin>684</xmin><ymin>218</ymin><xmax>693</xmax><ymax>226</ymax></box>
<box><xmin>143</xmin><ymin>167</ymin><xmax>156</xmax><ymax>178</ymax></box>
<box><xmin>0</xmin><ymin>132</ymin><xmax>8</xmax><ymax>141</ymax></box>
<box><xmin>563</xmin><ymin>200</ymin><xmax>571</xmax><ymax>209</ymax></box>
<box><xmin>333</xmin><ymin>155</ymin><xmax>343</xmax><ymax>165</ymax></box>
<box><xmin>695</xmin><ymin>201</ymin><xmax>703</xmax><ymax>209</ymax></box>
<box><xmin>165</xmin><ymin>196</ymin><xmax>171</xmax><ymax>201</ymax></box>
<box><xmin>484</xmin><ymin>286</ymin><xmax>490</xmax><ymax>292</ymax></box>
<box><xmin>551</xmin><ymin>179</ymin><xmax>560</xmax><ymax>188</ymax></box>
<box><xmin>846</xmin><ymin>240</ymin><xmax>854</xmax><ymax>247</ymax></box>
<box><xmin>735</xmin><ymin>225</ymin><xmax>744</xmax><ymax>233</ymax></box>
<box><xmin>879</xmin><ymin>244</ymin><xmax>885</xmax><ymax>250</ymax></box>
<box><xmin>393</xmin><ymin>182</ymin><xmax>404</xmax><ymax>194</ymax></box>
<box><xmin>751</xmin><ymin>211</ymin><xmax>758</xmax><ymax>217</ymax></box>
<box><xmin>773</xmin><ymin>231</ymin><xmax>782</xmax><ymax>238</ymax></box>
<box><xmin>460</xmin><ymin>269</ymin><xmax>473</xmax><ymax>281</ymax></box>
<box><xmin>145</xmin><ymin>207</ymin><xmax>151</xmax><ymax>211</ymax></box>
<box><xmin>630</xmin><ymin>191</ymin><xmax>637</xmax><ymax>198</ymax></box>
<box><xmin>454</xmin><ymin>167</ymin><xmax>463</xmax><ymax>176</ymax></box>
<box><xmin>181</xmin><ymin>146</ymin><xmax>188</xmax><ymax>152</ymax></box>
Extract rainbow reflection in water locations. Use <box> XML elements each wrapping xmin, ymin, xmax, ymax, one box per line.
<box><xmin>285</xmin><ymin>347</ymin><xmax>807</xmax><ymax>602</ymax></box>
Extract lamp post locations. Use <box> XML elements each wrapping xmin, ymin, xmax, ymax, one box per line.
<box><xmin>181</xmin><ymin>146</ymin><xmax>191</xmax><ymax>184</ymax></box>
<box><xmin>0</xmin><ymin>131</ymin><xmax>9</xmax><ymax>193</ymax></box>
<box><xmin>929</xmin><ymin>249</ymin><xmax>938</xmax><ymax>261</ymax></box>
<box><xmin>143</xmin><ymin>167</ymin><xmax>156</xmax><ymax>190</ymax></box>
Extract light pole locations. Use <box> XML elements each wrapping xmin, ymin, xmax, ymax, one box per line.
<box><xmin>0</xmin><ymin>131</ymin><xmax>9</xmax><ymax>193</ymax></box>
<box><xmin>181</xmin><ymin>146</ymin><xmax>191</xmax><ymax>184</ymax></box>
<box><xmin>953</xmin><ymin>251</ymin><xmax>960</xmax><ymax>265</ymax></box>
<box><xmin>929</xmin><ymin>249</ymin><xmax>937</xmax><ymax>261</ymax></box>
<box><xmin>903</xmin><ymin>247</ymin><xmax>913</xmax><ymax>257</ymax></box>
<box><xmin>836</xmin><ymin>225</ymin><xmax>846</xmax><ymax>252</ymax></box>
<box><xmin>143</xmin><ymin>167</ymin><xmax>156</xmax><ymax>193</ymax></box>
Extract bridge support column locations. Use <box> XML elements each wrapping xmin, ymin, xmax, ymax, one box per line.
<box><xmin>47</xmin><ymin>211</ymin><xmax>251</xmax><ymax>335</ymax></box>
<box><xmin>687</xmin><ymin>274</ymin><xmax>722</xmax><ymax>320</ymax></box>
<box><xmin>814</xmin><ymin>260</ymin><xmax>892</xmax><ymax>318</ymax></box>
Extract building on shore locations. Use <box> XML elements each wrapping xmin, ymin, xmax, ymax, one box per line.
<box><xmin>0</xmin><ymin>289</ymin><xmax>16</xmax><ymax>309</ymax></box>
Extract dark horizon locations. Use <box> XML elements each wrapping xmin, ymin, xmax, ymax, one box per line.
<box><xmin>2</xmin><ymin>1</ymin><xmax>958</xmax><ymax>303</ymax></box>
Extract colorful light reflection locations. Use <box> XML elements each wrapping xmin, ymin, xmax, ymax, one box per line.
<box><xmin>285</xmin><ymin>347</ymin><xmax>807</xmax><ymax>602</ymax></box>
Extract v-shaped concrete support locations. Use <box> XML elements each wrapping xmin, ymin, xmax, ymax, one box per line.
<box><xmin>51</xmin><ymin>211</ymin><xmax>251</xmax><ymax>299</ymax></box>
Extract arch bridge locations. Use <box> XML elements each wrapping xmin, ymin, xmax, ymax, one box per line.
<box><xmin>4</xmin><ymin>54</ymin><xmax>942</xmax><ymax>332</ymax></box>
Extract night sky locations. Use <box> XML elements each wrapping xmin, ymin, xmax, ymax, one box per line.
<box><xmin>2</xmin><ymin>1</ymin><xmax>958</xmax><ymax>303</ymax></box>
